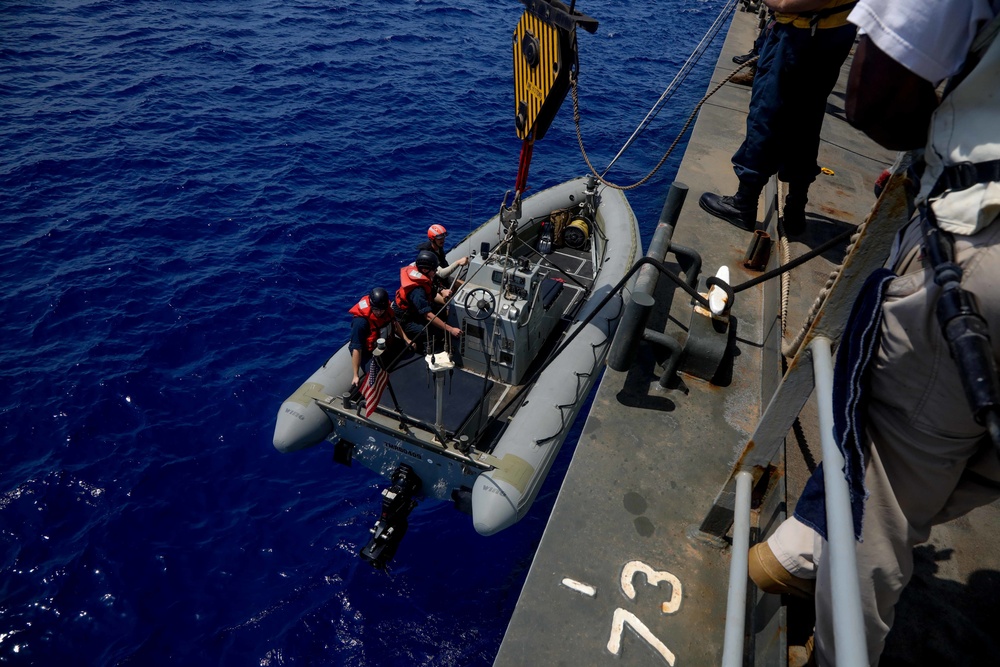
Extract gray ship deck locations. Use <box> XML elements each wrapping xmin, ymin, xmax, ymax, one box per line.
<box><xmin>495</xmin><ymin>7</ymin><xmax>1000</xmax><ymax>666</ymax></box>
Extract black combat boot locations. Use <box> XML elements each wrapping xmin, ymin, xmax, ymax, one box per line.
<box><xmin>699</xmin><ymin>183</ymin><xmax>761</xmax><ymax>231</ymax></box>
<box><xmin>782</xmin><ymin>183</ymin><xmax>809</xmax><ymax>236</ymax></box>
<box><xmin>732</xmin><ymin>49</ymin><xmax>757</xmax><ymax>65</ymax></box>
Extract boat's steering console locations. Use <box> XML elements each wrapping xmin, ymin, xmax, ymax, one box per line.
<box><xmin>454</xmin><ymin>250</ymin><xmax>551</xmax><ymax>385</ymax></box>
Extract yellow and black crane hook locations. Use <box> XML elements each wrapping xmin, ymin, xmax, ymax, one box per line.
<box><xmin>501</xmin><ymin>0</ymin><xmax>598</xmax><ymax>228</ymax></box>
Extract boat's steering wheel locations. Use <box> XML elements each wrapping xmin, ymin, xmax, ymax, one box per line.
<box><xmin>464</xmin><ymin>288</ymin><xmax>496</xmax><ymax>321</ymax></box>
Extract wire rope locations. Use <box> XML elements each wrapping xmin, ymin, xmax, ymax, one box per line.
<box><xmin>601</xmin><ymin>0</ymin><xmax>740</xmax><ymax>176</ymax></box>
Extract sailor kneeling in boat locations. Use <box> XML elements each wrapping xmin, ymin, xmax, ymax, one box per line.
<box><xmin>349</xmin><ymin>287</ymin><xmax>407</xmax><ymax>389</ymax></box>
<box><xmin>392</xmin><ymin>249</ymin><xmax>462</xmax><ymax>353</ymax></box>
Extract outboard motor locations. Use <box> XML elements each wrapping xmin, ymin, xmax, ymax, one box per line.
<box><xmin>360</xmin><ymin>464</ymin><xmax>421</xmax><ymax>569</ymax></box>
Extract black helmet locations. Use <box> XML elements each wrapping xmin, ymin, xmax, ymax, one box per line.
<box><xmin>415</xmin><ymin>249</ymin><xmax>439</xmax><ymax>272</ymax></box>
<box><xmin>369</xmin><ymin>287</ymin><xmax>390</xmax><ymax>310</ymax></box>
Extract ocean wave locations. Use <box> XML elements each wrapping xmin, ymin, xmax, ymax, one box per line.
<box><xmin>0</xmin><ymin>0</ymin><xmax>720</xmax><ymax>663</ymax></box>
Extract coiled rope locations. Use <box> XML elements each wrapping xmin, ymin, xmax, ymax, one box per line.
<box><xmin>780</xmin><ymin>222</ymin><xmax>866</xmax><ymax>359</ymax></box>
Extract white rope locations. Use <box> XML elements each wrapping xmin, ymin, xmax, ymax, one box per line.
<box><xmin>601</xmin><ymin>0</ymin><xmax>740</xmax><ymax>176</ymax></box>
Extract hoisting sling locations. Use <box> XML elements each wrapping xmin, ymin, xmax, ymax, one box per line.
<box><xmin>503</xmin><ymin>0</ymin><xmax>597</xmax><ymax>227</ymax></box>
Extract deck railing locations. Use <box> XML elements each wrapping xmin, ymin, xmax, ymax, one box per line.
<box><xmin>711</xmin><ymin>160</ymin><xmax>913</xmax><ymax>666</ymax></box>
<box><xmin>810</xmin><ymin>336</ymin><xmax>868</xmax><ymax>665</ymax></box>
<box><xmin>721</xmin><ymin>470</ymin><xmax>753</xmax><ymax>667</ymax></box>
<box><xmin>718</xmin><ymin>337</ymin><xmax>869</xmax><ymax>666</ymax></box>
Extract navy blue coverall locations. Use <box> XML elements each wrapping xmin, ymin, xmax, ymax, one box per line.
<box><xmin>733</xmin><ymin>19</ymin><xmax>857</xmax><ymax>190</ymax></box>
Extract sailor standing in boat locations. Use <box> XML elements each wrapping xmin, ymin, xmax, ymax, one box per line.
<box><xmin>749</xmin><ymin>1</ymin><xmax>1000</xmax><ymax>664</ymax></box>
<box><xmin>348</xmin><ymin>287</ymin><xmax>407</xmax><ymax>389</ymax></box>
<box><xmin>416</xmin><ymin>224</ymin><xmax>468</xmax><ymax>287</ymax></box>
<box><xmin>392</xmin><ymin>249</ymin><xmax>462</xmax><ymax>352</ymax></box>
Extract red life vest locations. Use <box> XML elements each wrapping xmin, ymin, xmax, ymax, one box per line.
<box><xmin>394</xmin><ymin>265</ymin><xmax>434</xmax><ymax>315</ymax></box>
<box><xmin>349</xmin><ymin>296</ymin><xmax>394</xmax><ymax>352</ymax></box>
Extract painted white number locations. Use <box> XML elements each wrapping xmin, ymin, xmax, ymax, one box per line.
<box><xmin>608</xmin><ymin>608</ymin><xmax>677</xmax><ymax>666</ymax></box>
<box><xmin>620</xmin><ymin>560</ymin><xmax>683</xmax><ymax>614</ymax></box>
<box><xmin>607</xmin><ymin>560</ymin><xmax>682</xmax><ymax>664</ymax></box>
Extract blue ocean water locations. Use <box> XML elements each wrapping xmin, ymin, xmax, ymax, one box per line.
<box><xmin>0</xmin><ymin>1</ymin><xmax>728</xmax><ymax>664</ymax></box>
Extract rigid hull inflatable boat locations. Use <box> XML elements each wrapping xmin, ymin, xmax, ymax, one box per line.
<box><xmin>273</xmin><ymin>176</ymin><xmax>639</xmax><ymax>564</ymax></box>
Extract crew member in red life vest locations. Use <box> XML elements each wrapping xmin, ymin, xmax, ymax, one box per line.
<box><xmin>392</xmin><ymin>249</ymin><xmax>462</xmax><ymax>349</ymax></box>
<box><xmin>417</xmin><ymin>224</ymin><xmax>468</xmax><ymax>287</ymax></box>
<box><xmin>348</xmin><ymin>287</ymin><xmax>407</xmax><ymax>388</ymax></box>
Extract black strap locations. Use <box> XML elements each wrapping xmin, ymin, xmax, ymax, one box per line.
<box><xmin>929</xmin><ymin>159</ymin><xmax>1000</xmax><ymax>198</ymax></box>
<box><xmin>921</xmin><ymin>204</ymin><xmax>1000</xmax><ymax>452</ymax></box>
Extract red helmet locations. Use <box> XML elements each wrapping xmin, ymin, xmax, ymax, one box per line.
<box><xmin>427</xmin><ymin>224</ymin><xmax>447</xmax><ymax>240</ymax></box>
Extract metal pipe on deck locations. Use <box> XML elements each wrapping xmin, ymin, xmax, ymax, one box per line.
<box><xmin>634</xmin><ymin>182</ymin><xmax>688</xmax><ymax>296</ymax></box>
<box><xmin>811</xmin><ymin>336</ymin><xmax>867</xmax><ymax>666</ymax></box>
<box><xmin>667</xmin><ymin>242</ymin><xmax>702</xmax><ymax>294</ymax></box>
<box><xmin>608</xmin><ymin>182</ymin><xmax>689</xmax><ymax>371</ymax></box>
<box><xmin>644</xmin><ymin>329</ymin><xmax>685</xmax><ymax>385</ymax></box>
<box><xmin>721</xmin><ymin>470</ymin><xmax>753</xmax><ymax>667</ymax></box>
<box><xmin>609</xmin><ymin>291</ymin><xmax>655</xmax><ymax>371</ymax></box>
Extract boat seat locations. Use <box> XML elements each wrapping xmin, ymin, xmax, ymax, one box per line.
<box><xmin>540</xmin><ymin>277</ymin><xmax>564</xmax><ymax>310</ymax></box>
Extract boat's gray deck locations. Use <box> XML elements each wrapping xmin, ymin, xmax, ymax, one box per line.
<box><xmin>531</xmin><ymin>243</ymin><xmax>594</xmax><ymax>321</ymax></box>
<box><xmin>354</xmin><ymin>240</ymin><xmax>599</xmax><ymax>451</ymax></box>
<box><xmin>495</xmin><ymin>7</ymin><xmax>1000</xmax><ymax>666</ymax></box>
